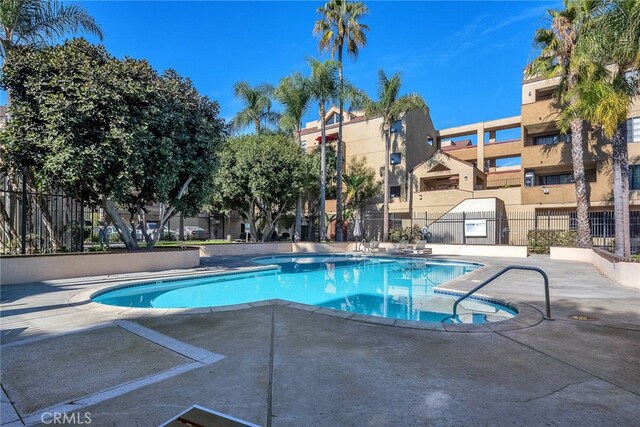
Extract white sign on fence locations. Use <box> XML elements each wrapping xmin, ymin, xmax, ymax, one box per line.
<box><xmin>464</xmin><ymin>219</ymin><xmax>487</xmax><ymax>237</ymax></box>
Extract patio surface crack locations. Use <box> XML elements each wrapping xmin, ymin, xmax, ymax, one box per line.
<box><xmin>495</xmin><ymin>331</ymin><xmax>640</xmax><ymax>397</ymax></box>
<box><xmin>519</xmin><ymin>380</ymin><xmax>593</xmax><ymax>403</ymax></box>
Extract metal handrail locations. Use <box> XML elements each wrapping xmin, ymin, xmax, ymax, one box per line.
<box><xmin>451</xmin><ymin>265</ymin><xmax>551</xmax><ymax>321</ymax></box>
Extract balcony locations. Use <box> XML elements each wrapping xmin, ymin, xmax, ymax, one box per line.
<box><xmin>486</xmin><ymin>178</ymin><xmax>522</xmax><ymax>189</ymax></box>
<box><xmin>522</xmin><ymin>141</ymin><xmax>610</xmax><ymax>169</ymax></box>
<box><xmin>521</xmin><ymin>99</ymin><xmax>559</xmax><ymax>126</ymax></box>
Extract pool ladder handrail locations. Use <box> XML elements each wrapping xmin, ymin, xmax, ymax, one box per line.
<box><xmin>450</xmin><ymin>265</ymin><xmax>552</xmax><ymax>321</ymax></box>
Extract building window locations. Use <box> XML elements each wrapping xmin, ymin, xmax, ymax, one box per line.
<box><xmin>538</xmin><ymin>173</ymin><xmax>575</xmax><ymax>185</ymax></box>
<box><xmin>326</xmin><ymin>113</ymin><xmax>342</xmax><ymax>125</ymax></box>
<box><xmin>630</xmin><ymin>165</ymin><xmax>640</xmax><ymax>190</ymax></box>
<box><xmin>390</xmin><ymin>186</ymin><xmax>401</xmax><ymax>198</ymax></box>
<box><xmin>390</xmin><ymin>120</ymin><xmax>402</xmax><ymax>133</ymax></box>
<box><xmin>390</xmin><ymin>153</ymin><xmax>401</xmax><ymax>166</ymax></box>
<box><xmin>300</xmin><ymin>139</ymin><xmax>307</xmax><ymax>151</ymax></box>
<box><xmin>627</xmin><ymin>117</ymin><xmax>640</xmax><ymax>143</ymax></box>
<box><xmin>533</xmin><ymin>133</ymin><xmax>571</xmax><ymax>145</ymax></box>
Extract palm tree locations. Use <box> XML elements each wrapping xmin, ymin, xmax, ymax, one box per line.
<box><xmin>274</xmin><ymin>72</ymin><xmax>312</xmax><ymax>241</ymax></box>
<box><xmin>365</xmin><ymin>70</ymin><xmax>425</xmax><ymax>241</ymax></box>
<box><xmin>525</xmin><ymin>0</ymin><xmax>604</xmax><ymax>248</ymax></box>
<box><xmin>1</xmin><ymin>0</ymin><xmax>103</xmax><ymax>59</ymax></box>
<box><xmin>231</xmin><ymin>81</ymin><xmax>280</xmax><ymax>134</ymax></box>
<box><xmin>561</xmin><ymin>0</ymin><xmax>640</xmax><ymax>256</ymax></box>
<box><xmin>307</xmin><ymin>58</ymin><xmax>341</xmax><ymax>241</ymax></box>
<box><xmin>314</xmin><ymin>0</ymin><xmax>369</xmax><ymax>242</ymax></box>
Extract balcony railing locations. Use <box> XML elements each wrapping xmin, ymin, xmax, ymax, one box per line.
<box><xmin>486</xmin><ymin>178</ymin><xmax>522</xmax><ymax>189</ymax></box>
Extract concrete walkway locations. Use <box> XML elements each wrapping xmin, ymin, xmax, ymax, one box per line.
<box><xmin>1</xmin><ymin>254</ymin><xmax>639</xmax><ymax>426</ymax></box>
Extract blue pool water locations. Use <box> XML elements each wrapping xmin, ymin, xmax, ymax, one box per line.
<box><xmin>92</xmin><ymin>254</ymin><xmax>516</xmax><ymax>324</ymax></box>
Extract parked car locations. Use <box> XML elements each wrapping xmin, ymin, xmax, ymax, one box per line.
<box><xmin>172</xmin><ymin>226</ymin><xmax>208</xmax><ymax>240</ymax></box>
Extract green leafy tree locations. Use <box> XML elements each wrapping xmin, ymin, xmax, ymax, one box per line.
<box><xmin>211</xmin><ymin>133</ymin><xmax>306</xmax><ymax>242</ymax></box>
<box><xmin>314</xmin><ymin>0</ymin><xmax>369</xmax><ymax>241</ymax></box>
<box><xmin>342</xmin><ymin>156</ymin><xmax>379</xmax><ymax>219</ymax></box>
<box><xmin>365</xmin><ymin>69</ymin><xmax>425</xmax><ymax>241</ymax></box>
<box><xmin>525</xmin><ymin>0</ymin><xmax>604</xmax><ymax>247</ymax></box>
<box><xmin>1</xmin><ymin>39</ymin><xmax>225</xmax><ymax>250</ymax></box>
<box><xmin>274</xmin><ymin>72</ymin><xmax>312</xmax><ymax>241</ymax></box>
<box><xmin>0</xmin><ymin>0</ymin><xmax>102</xmax><ymax>251</ymax></box>
<box><xmin>342</xmin><ymin>156</ymin><xmax>379</xmax><ymax>240</ymax></box>
<box><xmin>231</xmin><ymin>81</ymin><xmax>280</xmax><ymax>134</ymax></box>
<box><xmin>307</xmin><ymin>58</ymin><xmax>341</xmax><ymax>241</ymax></box>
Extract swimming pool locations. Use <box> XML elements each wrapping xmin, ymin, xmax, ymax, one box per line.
<box><xmin>92</xmin><ymin>254</ymin><xmax>517</xmax><ymax>324</ymax></box>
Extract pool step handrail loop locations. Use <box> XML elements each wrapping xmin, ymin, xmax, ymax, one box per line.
<box><xmin>451</xmin><ymin>265</ymin><xmax>551</xmax><ymax>321</ymax></box>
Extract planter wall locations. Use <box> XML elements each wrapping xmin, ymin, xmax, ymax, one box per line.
<box><xmin>0</xmin><ymin>248</ymin><xmax>200</xmax><ymax>285</ymax></box>
<box><xmin>550</xmin><ymin>247</ymin><xmax>640</xmax><ymax>289</ymax></box>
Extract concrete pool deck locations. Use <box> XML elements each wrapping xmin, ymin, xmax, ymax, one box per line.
<box><xmin>1</xmin><ymin>254</ymin><xmax>639</xmax><ymax>426</ymax></box>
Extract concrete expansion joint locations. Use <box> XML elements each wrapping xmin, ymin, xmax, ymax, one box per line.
<box><xmin>1</xmin><ymin>383</ymin><xmax>24</xmax><ymax>426</ymax></box>
<box><xmin>266</xmin><ymin>306</ymin><xmax>275</xmax><ymax>427</ymax></box>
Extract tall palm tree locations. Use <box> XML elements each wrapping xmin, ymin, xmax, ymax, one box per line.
<box><xmin>365</xmin><ymin>69</ymin><xmax>425</xmax><ymax>241</ymax></box>
<box><xmin>561</xmin><ymin>0</ymin><xmax>640</xmax><ymax>256</ymax></box>
<box><xmin>274</xmin><ymin>72</ymin><xmax>312</xmax><ymax>241</ymax></box>
<box><xmin>307</xmin><ymin>58</ymin><xmax>341</xmax><ymax>241</ymax></box>
<box><xmin>231</xmin><ymin>81</ymin><xmax>280</xmax><ymax>134</ymax></box>
<box><xmin>526</xmin><ymin>0</ymin><xmax>603</xmax><ymax>248</ymax></box>
<box><xmin>314</xmin><ymin>0</ymin><xmax>369</xmax><ymax>241</ymax></box>
<box><xmin>1</xmin><ymin>0</ymin><xmax>103</xmax><ymax>59</ymax></box>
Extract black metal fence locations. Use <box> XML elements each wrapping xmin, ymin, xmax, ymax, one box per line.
<box><xmin>0</xmin><ymin>176</ymin><xmax>95</xmax><ymax>254</ymax></box>
<box><xmin>359</xmin><ymin>210</ymin><xmax>640</xmax><ymax>254</ymax></box>
<box><xmin>0</xmin><ymin>176</ymin><xmax>221</xmax><ymax>255</ymax></box>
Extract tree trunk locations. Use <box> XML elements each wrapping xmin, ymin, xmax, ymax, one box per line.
<box><xmin>612</xmin><ymin>124</ymin><xmax>630</xmax><ymax>257</ymax></box>
<box><xmin>383</xmin><ymin>128</ymin><xmax>391</xmax><ymax>242</ymax></box>
<box><xmin>319</xmin><ymin>103</ymin><xmax>327</xmax><ymax>241</ymax></box>
<box><xmin>255</xmin><ymin>119</ymin><xmax>261</xmax><ymax>134</ymax></box>
<box><xmin>102</xmin><ymin>198</ymin><xmax>138</xmax><ymax>250</ymax></box>
<box><xmin>335</xmin><ymin>45</ymin><xmax>345</xmax><ymax>242</ymax></box>
<box><xmin>294</xmin><ymin>127</ymin><xmax>303</xmax><ymax>242</ymax></box>
<box><xmin>570</xmin><ymin>118</ymin><xmax>592</xmax><ymax>247</ymax></box>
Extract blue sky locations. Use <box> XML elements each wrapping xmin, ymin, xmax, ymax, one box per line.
<box><xmin>52</xmin><ymin>1</ymin><xmax>559</xmax><ymax>132</ymax></box>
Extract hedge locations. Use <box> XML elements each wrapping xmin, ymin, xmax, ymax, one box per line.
<box><xmin>527</xmin><ymin>229</ymin><xmax>577</xmax><ymax>254</ymax></box>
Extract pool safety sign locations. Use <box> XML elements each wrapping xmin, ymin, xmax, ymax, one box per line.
<box><xmin>464</xmin><ymin>219</ymin><xmax>487</xmax><ymax>237</ymax></box>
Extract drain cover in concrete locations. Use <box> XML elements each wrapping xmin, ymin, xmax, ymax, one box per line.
<box><xmin>160</xmin><ymin>405</ymin><xmax>260</xmax><ymax>427</ymax></box>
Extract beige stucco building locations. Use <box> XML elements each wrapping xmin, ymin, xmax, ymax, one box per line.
<box><xmin>299</xmin><ymin>74</ymin><xmax>640</xmax><ymax>230</ymax></box>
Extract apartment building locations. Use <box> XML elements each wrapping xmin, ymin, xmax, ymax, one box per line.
<box><xmin>299</xmin><ymin>106</ymin><xmax>439</xmax><ymax>212</ymax></box>
<box><xmin>297</xmin><ymin>72</ymin><xmax>640</xmax><ymax>245</ymax></box>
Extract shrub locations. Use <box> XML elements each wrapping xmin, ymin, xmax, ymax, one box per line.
<box><xmin>388</xmin><ymin>225</ymin><xmax>422</xmax><ymax>243</ymax></box>
<box><xmin>527</xmin><ymin>229</ymin><xmax>577</xmax><ymax>254</ymax></box>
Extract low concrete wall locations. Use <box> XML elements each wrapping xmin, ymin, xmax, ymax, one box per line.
<box><xmin>550</xmin><ymin>247</ymin><xmax>640</xmax><ymax>289</ymax></box>
<box><xmin>199</xmin><ymin>242</ymin><xmax>293</xmax><ymax>257</ymax></box>
<box><xmin>0</xmin><ymin>248</ymin><xmax>201</xmax><ymax>285</ymax></box>
<box><xmin>379</xmin><ymin>243</ymin><xmax>528</xmax><ymax>258</ymax></box>
<box><xmin>292</xmin><ymin>242</ymin><xmax>358</xmax><ymax>253</ymax></box>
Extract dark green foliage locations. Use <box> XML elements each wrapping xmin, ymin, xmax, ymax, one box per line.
<box><xmin>210</xmin><ymin>133</ymin><xmax>306</xmax><ymax>242</ymax></box>
<box><xmin>527</xmin><ymin>229</ymin><xmax>578</xmax><ymax>254</ymax></box>
<box><xmin>1</xmin><ymin>39</ymin><xmax>226</xmax><ymax>249</ymax></box>
<box><xmin>388</xmin><ymin>225</ymin><xmax>421</xmax><ymax>243</ymax></box>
